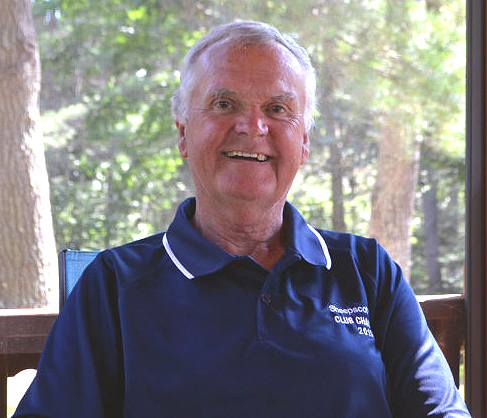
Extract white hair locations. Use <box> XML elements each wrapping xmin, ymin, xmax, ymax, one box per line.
<box><xmin>171</xmin><ymin>20</ymin><xmax>317</xmax><ymax>132</ymax></box>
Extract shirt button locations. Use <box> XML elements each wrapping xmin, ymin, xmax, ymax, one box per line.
<box><xmin>260</xmin><ymin>293</ymin><xmax>272</xmax><ymax>306</ymax></box>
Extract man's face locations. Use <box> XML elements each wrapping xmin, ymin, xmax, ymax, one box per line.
<box><xmin>176</xmin><ymin>41</ymin><xmax>310</xmax><ymax>210</ymax></box>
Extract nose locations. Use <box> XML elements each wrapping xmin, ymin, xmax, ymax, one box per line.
<box><xmin>235</xmin><ymin>106</ymin><xmax>269</xmax><ymax>137</ymax></box>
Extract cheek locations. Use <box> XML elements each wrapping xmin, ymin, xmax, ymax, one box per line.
<box><xmin>281</xmin><ymin>127</ymin><xmax>309</xmax><ymax>163</ymax></box>
<box><xmin>190</xmin><ymin>119</ymin><xmax>233</xmax><ymax>152</ymax></box>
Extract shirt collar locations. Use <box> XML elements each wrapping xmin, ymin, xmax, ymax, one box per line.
<box><xmin>283</xmin><ymin>203</ymin><xmax>332</xmax><ymax>270</ymax></box>
<box><xmin>163</xmin><ymin>198</ymin><xmax>332</xmax><ymax>279</ymax></box>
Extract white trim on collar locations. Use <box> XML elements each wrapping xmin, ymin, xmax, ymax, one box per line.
<box><xmin>163</xmin><ymin>225</ymin><xmax>332</xmax><ymax>279</ymax></box>
<box><xmin>307</xmin><ymin>225</ymin><xmax>332</xmax><ymax>270</ymax></box>
<box><xmin>162</xmin><ymin>233</ymin><xmax>195</xmax><ymax>279</ymax></box>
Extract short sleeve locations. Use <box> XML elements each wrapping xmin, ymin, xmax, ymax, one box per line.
<box><xmin>371</xmin><ymin>245</ymin><xmax>470</xmax><ymax>417</ymax></box>
<box><xmin>13</xmin><ymin>253</ymin><xmax>124</xmax><ymax>418</ymax></box>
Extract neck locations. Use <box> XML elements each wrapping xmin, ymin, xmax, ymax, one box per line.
<box><xmin>192</xmin><ymin>198</ymin><xmax>287</xmax><ymax>270</ymax></box>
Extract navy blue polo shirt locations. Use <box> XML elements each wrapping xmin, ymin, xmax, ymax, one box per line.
<box><xmin>15</xmin><ymin>198</ymin><xmax>470</xmax><ymax>417</ymax></box>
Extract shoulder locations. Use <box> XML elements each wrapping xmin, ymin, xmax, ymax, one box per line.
<box><xmin>102</xmin><ymin>232</ymin><xmax>167</xmax><ymax>264</ymax></box>
<box><xmin>315</xmin><ymin>228</ymin><xmax>378</xmax><ymax>252</ymax></box>
<box><xmin>313</xmin><ymin>228</ymin><xmax>392</xmax><ymax>272</ymax></box>
<box><xmin>83</xmin><ymin>232</ymin><xmax>170</xmax><ymax>289</ymax></box>
<box><xmin>311</xmin><ymin>227</ymin><xmax>404</xmax><ymax>301</ymax></box>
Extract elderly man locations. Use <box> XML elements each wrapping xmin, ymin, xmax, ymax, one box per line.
<box><xmin>15</xmin><ymin>20</ymin><xmax>470</xmax><ymax>417</ymax></box>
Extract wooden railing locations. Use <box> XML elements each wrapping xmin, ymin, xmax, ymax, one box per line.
<box><xmin>0</xmin><ymin>295</ymin><xmax>466</xmax><ymax>418</ymax></box>
<box><xmin>0</xmin><ymin>309</ymin><xmax>57</xmax><ymax>418</ymax></box>
<box><xmin>418</xmin><ymin>294</ymin><xmax>466</xmax><ymax>387</ymax></box>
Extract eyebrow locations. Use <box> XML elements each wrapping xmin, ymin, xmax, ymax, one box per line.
<box><xmin>209</xmin><ymin>89</ymin><xmax>239</xmax><ymax>100</ymax></box>
<box><xmin>268</xmin><ymin>92</ymin><xmax>298</xmax><ymax>104</ymax></box>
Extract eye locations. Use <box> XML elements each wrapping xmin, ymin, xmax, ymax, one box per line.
<box><xmin>209</xmin><ymin>98</ymin><xmax>241</xmax><ymax>113</ymax></box>
<box><xmin>265</xmin><ymin>103</ymin><xmax>291</xmax><ymax>118</ymax></box>
<box><xmin>215</xmin><ymin>100</ymin><xmax>232</xmax><ymax>109</ymax></box>
<box><xmin>269</xmin><ymin>104</ymin><xmax>286</xmax><ymax>113</ymax></box>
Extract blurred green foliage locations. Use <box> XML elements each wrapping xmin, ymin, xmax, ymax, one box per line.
<box><xmin>32</xmin><ymin>0</ymin><xmax>466</xmax><ymax>293</ymax></box>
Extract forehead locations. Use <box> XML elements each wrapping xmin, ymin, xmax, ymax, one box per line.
<box><xmin>193</xmin><ymin>40</ymin><xmax>306</xmax><ymax>101</ymax></box>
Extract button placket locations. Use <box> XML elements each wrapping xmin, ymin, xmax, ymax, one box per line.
<box><xmin>255</xmin><ymin>254</ymin><xmax>299</xmax><ymax>343</ymax></box>
<box><xmin>257</xmin><ymin>284</ymin><xmax>274</xmax><ymax>342</ymax></box>
<box><xmin>257</xmin><ymin>278</ymin><xmax>282</xmax><ymax>342</ymax></box>
<box><xmin>260</xmin><ymin>292</ymin><xmax>273</xmax><ymax>306</ymax></box>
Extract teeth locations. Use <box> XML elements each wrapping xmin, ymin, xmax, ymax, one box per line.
<box><xmin>226</xmin><ymin>151</ymin><xmax>269</xmax><ymax>161</ymax></box>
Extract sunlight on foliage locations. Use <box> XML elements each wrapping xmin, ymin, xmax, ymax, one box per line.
<box><xmin>33</xmin><ymin>0</ymin><xmax>466</xmax><ymax>293</ymax></box>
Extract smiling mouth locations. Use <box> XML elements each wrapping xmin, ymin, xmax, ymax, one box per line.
<box><xmin>225</xmin><ymin>150</ymin><xmax>270</xmax><ymax>162</ymax></box>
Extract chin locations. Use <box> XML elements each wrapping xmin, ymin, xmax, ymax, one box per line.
<box><xmin>226</xmin><ymin>189</ymin><xmax>286</xmax><ymax>206</ymax></box>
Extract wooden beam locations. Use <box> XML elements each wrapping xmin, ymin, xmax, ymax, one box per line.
<box><xmin>465</xmin><ymin>0</ymin><xmax>486</xmax><ymax>414</ymax></box>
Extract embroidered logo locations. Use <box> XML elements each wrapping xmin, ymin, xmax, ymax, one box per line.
<box><xmin>327</xmin><ymin>303</ymin><xmax>374</xmax><ymax>338</ymax></box>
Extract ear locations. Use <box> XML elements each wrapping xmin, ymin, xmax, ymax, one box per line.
<box><xmin>176</xmin><ymin>121</ymin><xmax>188</xmax><ymax>159</ymax></box>
<box><xmin>300</xmin><ymin>132</ymin><xmax>310</xmax><ymax>165</ymax></box>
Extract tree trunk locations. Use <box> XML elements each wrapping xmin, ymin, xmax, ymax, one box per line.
<box><xmin>0</xmin><ymin>0</ymin><xmax>57</xmax><ymax>308</ymax></box>
<box><xmin>329</xmin><ymin>141</ymin><xmax>346</xmax><ymax>233</ymax></box>
<box><xmin>368</xmin><ymin>123</ymin><xmax>420</xmax><ymax>282</ymax></box>
<box><xmin>324</xmin><ymin>98</ymin><xmax>346</xmax><ymax>233</ymax></box>
<box><xmin>422</xmin><ymin>164</ymin><xmax>442</xmax><ymax>293</ymax></box>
